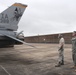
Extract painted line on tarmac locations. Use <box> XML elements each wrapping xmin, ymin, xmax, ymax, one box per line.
<box><xmin>0</xmin><ymin>65</ymin><xmax>11</xmax><ymax>75</ymax></box>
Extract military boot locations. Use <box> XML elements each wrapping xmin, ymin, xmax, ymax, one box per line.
<box><xmin>55</xmin><ymin>62</ymin><xmax>61</xmax><ymax>67</ymax></box>
<box><xmin>61</xmin><ymin>60</ymin><xmax>64</xmax><ymax>65</ymax></box>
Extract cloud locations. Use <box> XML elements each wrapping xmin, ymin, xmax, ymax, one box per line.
<box><xmin>0</xmin><ymin>0</ymin><xmax>76</xmax><ymax>36</ymax></box>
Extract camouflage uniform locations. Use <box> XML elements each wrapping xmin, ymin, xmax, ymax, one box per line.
<box><xmin>58</xmin><ymin>37</ymin><xmax>64</xmax><ymax>64</ymax></box>
<box><xmin>72</xmin><ymin>37</ymin><xmax>76</xmax><ymax>66</ymax></box>
<box><xmin>58</xmin><ymin>46</ymin><xmax>64</xmax><ymax>64</ymax></box>
<box><xmin>55</xmin><ymin>37</ymin><xmax>65</xmax><ymax>67</ymax></box>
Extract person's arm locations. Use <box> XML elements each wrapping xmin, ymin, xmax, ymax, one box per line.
<box><xmin>58</xmin><ymin>38</ymin><xmax>64</xmax><ymax>50</ymax></box>
<box><xmin>59</xmin><ymin>43</ymin><xmax>63</xmax><ymax>50</ymax></box>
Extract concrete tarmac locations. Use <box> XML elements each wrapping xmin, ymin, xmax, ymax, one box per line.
<box><xmin>0</xmin><ymin>43</ymin><xmax>76</xmax><ymax>75</ymax></box>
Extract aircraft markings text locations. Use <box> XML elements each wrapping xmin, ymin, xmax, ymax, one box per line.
<box><xmin>0</xmin><ymin>13</ymin><xmax>9</xmax><ymax>23</ymax></box>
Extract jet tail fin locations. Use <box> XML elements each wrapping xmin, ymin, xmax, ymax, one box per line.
<box><xmin>0</xmin><ymin>3</ymin><xmax>27</xmax><ymax>31</ymax></box>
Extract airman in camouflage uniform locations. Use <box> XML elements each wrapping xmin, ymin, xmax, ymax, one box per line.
<box><xmin>55</xmin><ymin>34</ymin><xmax>65</xmax><ymax>67</ymax></box>
<box><xmin>71</xmin><ymin>31</ymin><xmax>76</xmax><ymax>68</ymax></box>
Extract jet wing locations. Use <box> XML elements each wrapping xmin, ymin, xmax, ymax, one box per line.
<box><xmin>1</xmin><ymin>33</ymin><xmax>36</xmax><ymax>48</ymax></box>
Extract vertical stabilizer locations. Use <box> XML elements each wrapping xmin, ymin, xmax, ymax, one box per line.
<box><xmin>0</xmin><ymin>3</ymin><xmax>27</xmax><ymax>31</ymax></box>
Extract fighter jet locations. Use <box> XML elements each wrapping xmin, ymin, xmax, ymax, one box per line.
<box><xmin>0</xmin><ymin>3</ymin><xmax>34</xmax><ymax>47</ymax></box>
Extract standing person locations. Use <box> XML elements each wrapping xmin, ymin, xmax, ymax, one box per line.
<box><xmin>55</xmin><ymin>34</ymin><xmax>65</xmax><ymax>67</ymax></box>
<box><xmin>71</xmin><ymin>31</ymin><xmax>76</xmax><ymax>69</ymax></box>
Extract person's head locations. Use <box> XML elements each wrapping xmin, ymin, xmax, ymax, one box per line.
<box><xmin>72</xmin><ymin>31</ymin><xmax>76</xmax><ymax>37</ymax></box>
<box><xmin>58</xmin><ymin>34</ymin><xmax>63</xmax><ymax>38</ymax></box>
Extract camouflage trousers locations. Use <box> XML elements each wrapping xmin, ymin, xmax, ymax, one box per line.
<box><xmin>58</xmin><ymin>49</ymin><xmax>64</xmax><ymax>63</ymax></box>
<box><xmin>72</xmin><ymin>53</ymin><xmax>76</xmax><ymax>66</ymax></box>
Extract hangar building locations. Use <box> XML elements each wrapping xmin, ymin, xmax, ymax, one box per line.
<box><xmin>25</xmin><ymin>32</ymin><xmax>72</xmax><ymax>44</ymax></box>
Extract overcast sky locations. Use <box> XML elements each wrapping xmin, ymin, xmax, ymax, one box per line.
<box><xmin>0</xmin><ymin>0</ymin><xmax>76</xmax><ymax>36</ymax></box>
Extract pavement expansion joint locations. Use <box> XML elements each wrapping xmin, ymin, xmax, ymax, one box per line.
<box><xmin>0</xmin><ymin>65</ymin><xmax>11</xmax><ymax>75</ymax></box>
